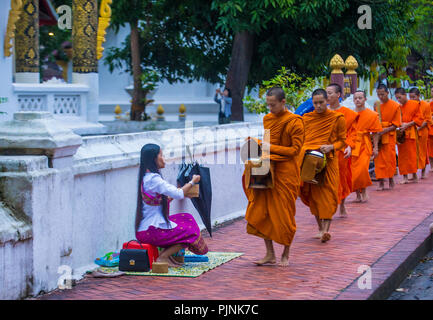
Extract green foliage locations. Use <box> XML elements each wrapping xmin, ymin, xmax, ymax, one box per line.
<box><xmin>244</xmin><ymin>67</ymin><xmax>322</xmax><ymax>114</ymax></box>
<box><xmin>139</xmin><ymin>69</ymin><xmax>160</xmax><ymax>106</ymax></box>
<box><xmin>106</xmin><ymin>0</ymin><xmax>231</xmax><ymax>84</ymax></box>
<box><xmin>106</xmin><ymin>0</ymin><xmax>416</xmax><ymax>97</ymax></box>
<box><xmin>414</xmin><ymin>73</ymin><xmax>433</xmax><ymax>99</ymax></box>
<box><xmin>407</xmin><ymin>0</ymin><xmax>433</xmax><ymax>76</ymax></box>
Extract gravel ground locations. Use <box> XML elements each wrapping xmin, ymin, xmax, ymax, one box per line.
<box><xmin>388</xmin><ymin>249</ymin><xmax>433</xmax><ymax>300</ymax></box>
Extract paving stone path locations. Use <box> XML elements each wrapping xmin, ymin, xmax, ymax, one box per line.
<box><xmin>36</xmin><ymin>172</ymin><xmax>433</xmax><ymax>300</ymax></box>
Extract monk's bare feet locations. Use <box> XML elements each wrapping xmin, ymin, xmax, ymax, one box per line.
<box><xmin>409</xmin><ymin>174</ymin><xmax>418</xmax><ymax>183</ymax></box>
<box><xmin>376</xmin><ymin>180</ymin><xmax>385</xmax><ymax>191</ymax></box>
<box><xmin>389</xmin><ymin>178</ymin><xmax>395</xmax><ymax>189</ymax></box>
<box><xmin>339</xmin><ymin>211</ymin><xmax>348</xmax><ymax>218</ymax></box>
<box><xmin>361</xmin><ymin>191</ymin><xmax>369</xmax><ymax>203</ymax></box>
<box><xmin>279</xmin><ymin>255</ymin><xmax>289</xmax><ymax>267</ymax></box>
<box><xmin>314</xmin><ymin>231</ymin><xmax>323</xmax><ymax>239</ymax></box>
<box><xmin>339</xmin><ymin>205</ymin><xmax>348</xmax><ymax>218</ymax></box>
<box><xmin>321</xmin><ymin>232</ymin><xmax>331</xmax><ymax>243</ymax></box>
<box><xmin>254</xmin><ymin>254</ymin><xmax>276</xmax><ymax>266</ymax></box>
<box><xmin>421</xmin><ymin>170</ymin><xmax>427</xmax><ymax>179</ymax></box>
<box><xmin>399</xmin><ymin>179</ymin><xmax>409</xmax><ymax>185</ymax></box>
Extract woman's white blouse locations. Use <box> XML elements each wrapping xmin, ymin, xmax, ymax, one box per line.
<box><xmin>137</xmin><ymin>173</ymin><xmax>184</xmax><ymax>232</ymax></box>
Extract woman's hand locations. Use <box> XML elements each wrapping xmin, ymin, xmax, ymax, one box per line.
<box><xmin>192</xmin><ymin>175</ymin><xmax>200</xmax><ymax>184</ymax></box>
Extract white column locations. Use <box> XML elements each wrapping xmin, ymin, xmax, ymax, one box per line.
<box><xmin>72</xmin><ymin>73</ymin><xmax>99</xmax><ymax>123</ymax></box>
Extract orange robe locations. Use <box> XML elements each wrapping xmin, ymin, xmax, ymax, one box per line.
<box><xmin>334</xmin><ymin>106</ymin><xmax>358</xmax><ymax>203</ymax></box>
<box><xmin>417</xmin><ymin>100</ymin><xmax>431</xmax><ymax>169</ymax></box>
<box><xmin>374</xmin><ymin>99</ymin><xmax>401</xmax><ymax>179</ymax></box>
<box><xmin>351</xmin><ymin>108</ymin><xmax>383</xmax><ymax>191</ymax></box>
<box><xmin>299</xmin><ymin>110</ymin><xmax>346</xmax><ymax>220</ymax></box>
<box><xmin>398</xmin><ymin>100</ymin><xmax>424</xmax><ymax>175</ymax></box>
<box><xmin>243</xmin><ymin>110</ymin><xmax>304</xmax><ymax>246</ymax></box>
<box><xmin>429</xmin><ymin>101</ymin><xmax>433</xmax><ymax>158</ymax></box>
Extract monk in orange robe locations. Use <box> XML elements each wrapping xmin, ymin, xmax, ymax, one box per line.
<box><xmin>326</xmin><ymin>83</ymin><xmax>358</xmax><ymax>218</ymax></box>
<box><xmin>395</xmin><ymin>87</ymin><xmax>424</xmax><ymax>184</ymax></box>
<box><xmin>374</xmin><ymin>84</ymin><xmax>401</xmax><ymax>190</ymax></box>
<box><xmin>429</xmin><ymin>87</ymin><xmax>433</xmax><ymax>170</ymax></box>
<box><xmin>351</xmin><ymin>90</ymin><xmax>382</xmax><ymax>202</ymax></box>
<box><xmin>299</xmin><ymin>88</ymin><xmax>346</xmax><ymax>243</ymax></box>
<box><xmin>243</xmin><ymin>87</ymin><xmax>304</xmax><ymax>266</ymax></box>
<box><xmin>409</xmin><ymin>87</ymin><xmax>432</xmax><ymax>179</ymax></box>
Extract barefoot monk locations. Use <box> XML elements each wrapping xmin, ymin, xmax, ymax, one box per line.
<box><xmin>374</xmin><ymin>84</ymin><xmax>401</xmax><ymax>190</ymax></box>
<box><xmin>299</xmin><ymin>88</ymin><xmax>346</xmax><ymax>243</ymax></box>
<box><xmin>243</xmin><ymin>87</ymin><xmax>304</xmax><ymax>267</ymax></box>
<box><xmin>326</xmin><ymin>83</ymin><xmax>358</xmax><ymax>218</ymax></box>
<box><xmin>351</xmin><ymin>90</ymin><xmax>382</xmax><ymax>202</ymax></box>
<box><xmin>408</xmin><ymin>87</ymin><xmax>431</xmax><ymax>179</ymax></box>
<box><xmin>395</xmin><ymin>88</ymin><xmax>424</xmax><ymax>184</ymax></box>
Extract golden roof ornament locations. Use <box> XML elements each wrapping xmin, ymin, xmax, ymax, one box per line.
<box><xmin>4</xmin><ymin>0</ymin><xmax>24</xmax><ymax>57</ymax></box>
<box><xmin>330</xmin><ymin>54</ymin><xmax>345</xmax><ymax>74</ymax></box>
<box><xmin>97</xmin><ymin>0</ymin><xmax>113</xmax><ymax>60</ymax></box>
<box><xmin>345</xmin><ymin>55</ymin><xmax>359</xmax><ymax>75</ymax></box>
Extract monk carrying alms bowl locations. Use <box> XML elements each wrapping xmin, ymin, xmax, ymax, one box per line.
<box><xmin>300</xmin><ymin>150</ymin><xmax>326</xmax><ymax>184</ymax></box>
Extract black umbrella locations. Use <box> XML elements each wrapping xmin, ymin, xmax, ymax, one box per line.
<box><xmin>177</xmin><ymin>147</ymin><xmax>213</xmax><ymax>237</ymax></box>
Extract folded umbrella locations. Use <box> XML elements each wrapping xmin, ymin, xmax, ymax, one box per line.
<box><xmin>177</xmin><ymin>147</ymin><xmax>213</xmax><ymax>237</ymax></box>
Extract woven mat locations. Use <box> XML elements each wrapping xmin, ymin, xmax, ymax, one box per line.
<box><xmin>97</xmin><ymin>252</ymin><xmax>243</xmax><ymax>278</ymax></box>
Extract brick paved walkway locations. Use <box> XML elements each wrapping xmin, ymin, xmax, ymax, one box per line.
<box><xmin>37</xmin><ymin>172</ymin><xmax>433</xmax><ymax>300</ymax></box>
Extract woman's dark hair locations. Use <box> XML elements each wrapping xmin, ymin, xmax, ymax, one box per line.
<box><xmin>224</xmin><ymin>87</ymin><xmax>232</xmax><ymax>98</ymax></box>
<box><xmin>312</xmin><ymin>88</ymin><xmax>328</xmax><ymax>99</ymax></box>
<box><xmin>135</xmin><ymin>143</ymin><xmax>169</xmax><ymax>232</ymax></box>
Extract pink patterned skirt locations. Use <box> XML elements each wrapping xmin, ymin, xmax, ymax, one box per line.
<box><xmin>136</xmin><ymin>213</ymin><xmax>208</xmax><ymax>255</ymax></box>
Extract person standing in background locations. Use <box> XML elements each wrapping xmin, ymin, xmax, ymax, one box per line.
<box><xmin>214</xmin><ymin>87</ymin><xmax>233</xmax><ymax>124</ymax></box>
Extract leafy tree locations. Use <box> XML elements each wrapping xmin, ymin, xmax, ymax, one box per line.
<box><xmin>107</xmin><ymin>0</ymin><xmax>415</xmax><ymax>121</ymax></box>
<box><xmin>107</xmin><ymin>0</ymin><xmax>231</xmax><ymax>120</ymax></box>
<box><xmin>407</xmin><ymin>0</ymin><xmax>433</xmax><ymax>76</ymax></box>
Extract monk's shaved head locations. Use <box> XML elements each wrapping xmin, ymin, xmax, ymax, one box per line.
<box><xmin>395</xmin><ymin>87</ymin><xmax>407</xmax><ymax>96</ymax></box>
<box><xmin>267</xmin><ymin>87</ymin><xmax>286</xmax><ymax>102</ymax></box>
<box><xmin>312</xmin><ymin>88</ymin><xmax>328</xmax><ymax>99</ymax></box>
<box><xmin>377</xmin><ymin>84</ymin><xmax>389</xmax><ymax>92</ymax></box>
<box><xmin>409</xmin><ymin>87</ymin><xmax>421</xmax><ymax>96</ymax></box>
<box><xmin>354</xmin><ymin>90</ymin><xmax>367</xmax><ymax>99</ymax></box>
<box><xmin>327</xmin><ymin>83</ymin><xmax>342</xmax><ymax>96</ymax></box>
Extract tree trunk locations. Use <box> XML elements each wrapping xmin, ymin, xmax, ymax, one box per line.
<box><xmin>225</xmin><ymin>31</ymin><xmax>255</xmax><ymax>122</ymax></box>
<box><xmin>130</xmin><ymin>21</ymin><xmax>144</xmax><ymax>121</ymax></box>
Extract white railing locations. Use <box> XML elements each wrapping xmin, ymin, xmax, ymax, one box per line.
<box><xmin>13</xmin><ymin>83</ymin><xmax>89</xmax><ymax>119</ymax></box>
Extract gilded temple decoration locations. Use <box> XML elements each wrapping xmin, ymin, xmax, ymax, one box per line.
<box><xmin>330</xmin><ymin>54</ymin><xmax>345</xmax><ymax>74</ymax></box>
<box><xmin>345</xmin><ymin>55</ymin><xmax>359</xmax><ymax>75</ymax></box>
<box><xmin>72</xmin><ymin>0</ymin><xmax>98</xmax><ymax>73</ymax></box>
<box><xmin>4</xmin><ymin>0</ymin><xmax>24</xmax><ymax>57</ymax></box>
<box><xmin>97</xmin><ymin>0</ymin><xmax>113</xmax><ymax>60</ymax></box>
<box><xmin>15</xmin><ymin>0</ymin><xmax>39</xmax><ymax>73</ymax></box>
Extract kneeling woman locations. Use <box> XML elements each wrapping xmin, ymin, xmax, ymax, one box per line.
<box><xmin>135</xmin><ymin>144</ymin><xmax>208</xmax><ymax>267</ymax></box>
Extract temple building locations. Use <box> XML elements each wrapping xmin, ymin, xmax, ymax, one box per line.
<box><xmin>0</xmin><ymin>0</ymin><xmax>218</xmax><ymax>135</ymax></box>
